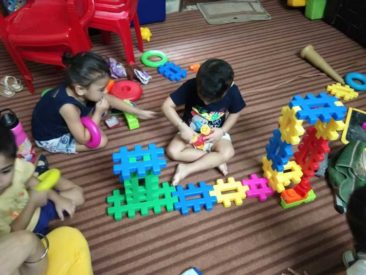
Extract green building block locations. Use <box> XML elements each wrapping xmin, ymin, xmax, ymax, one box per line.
<box><xmin>106</xmin><ymin>182</ymin><xmax>178</xmax><ymax>220</ymax></box>
<box><xmin>124</xmin><ymin>173</ymin><xmax>160</xmax><ymax>204</ymax></box>
<box><xmin>280</xmin><ymin>189</ymin><xmax>317</xmax><ymax>209</ymax></box>
<box><xmin>123</xmin><ymin>100</ymin><xmax>140</xmax><ymax>130</ymax></box>
<box><xmin>305</xmin><ymin>0</ymin><xmax>327</xmax><ymax>20</ymax></box>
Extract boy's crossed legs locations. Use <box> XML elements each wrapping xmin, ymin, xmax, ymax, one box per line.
<box><xmin>166</xmin><ymin>134</ymin><xmax>235</xmax><ymax>185</ymax></box>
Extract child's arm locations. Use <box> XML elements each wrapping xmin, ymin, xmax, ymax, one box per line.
<box><xmin>104</xmin><ymin>93</ymin><xmax>157</xmax><ymax>119</ymax></box>
<box><xmin>0</xmin><ymin>231</ymin><xmax>48</xmax><ymax>275</ymax></box>
<box><xmin>205</xmin><ymin>112</ymin><xmax>241</xmax><ymax>143</ymax></box>
<box><xmin>162</xmin><ymin>97</ymin><xmax>196</xmax><ymax>142</ymax></box>
<box><xmin>48</xmin><ymin>177</ymin><xmax>84</xmax><ymax>221</ymax></box>
<box><xmin>10</xmin><ymin>189</ymin><xmax>48</xmax><ymax>232</ymax></box>
<box><xmin>60</xmin><ymin>103</ymin><xmax>106</xmax><ymax>145</ymax></box>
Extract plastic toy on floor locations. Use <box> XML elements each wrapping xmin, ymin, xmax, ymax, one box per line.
<box><xmin>106</xmin><ymin>80</ymin><xmax>143</xmax><ymax>102</ymax></box>
<box><xmin>180</xmin><ymin>267</ymin><xmax>203</xmax><ymax>275</ymax></box>
<box><xmin>140</xmin><ymin>27</ymin><xmax>152</xmax><ymax>42</ymax></box>
<box><xmin>108</xmin><ymin>57</ymin><xmax>127</xmax><ymax>79</ymax></box>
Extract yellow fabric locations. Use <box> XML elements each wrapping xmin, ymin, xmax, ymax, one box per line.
<box><xmin>0</xmin><ymin>158</ymin><xmax>40</xmax><ymax>234</ymax></box>
<box><xmin>43</xmin><ymin>227</ymin><xmax>93</xmax><ymax>275</ymax></box>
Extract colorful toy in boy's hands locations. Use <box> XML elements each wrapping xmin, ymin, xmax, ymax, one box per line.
<box><xmin>191</xmin><ymin>124</ymin><xmax>211</xmax><ymax>150</ymax></box>
<box><xmin>34</xmin><ymin>168</ymin><xmax>61</xmax><ymax>191</ymax></box>
<box><xmin>80</xmin><ymin>117</ymin><xmax>101</xmax><ymax>149</ymax></box>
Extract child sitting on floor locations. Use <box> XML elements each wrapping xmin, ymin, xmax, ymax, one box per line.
<box><xmin>162</xmin><ymin>58</ymin><xmax>246</xmax><ymax>185</ymax></box>
<box><xmin>343</xmin><ymin>185</ymin><xmax>366</xmax><ymax>274</ymax></box>
<box><xmin>32</xmin><ymin>52</ymin><xmax>157</xmax><ymax>154</ymax></box>
<box><xmin>0</xmin><ymin>125</ymin><xmax>84</xmax><ymax>235</ymax></box>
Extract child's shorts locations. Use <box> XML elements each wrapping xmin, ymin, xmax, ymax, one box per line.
<box><xmin>202</xmin><ymin>132</ymin><xmax>231</xmax><ymax>152</ymax></box>
<box><xmin>33</xmin><ymin>200</ymin><xmax>59</xmax><ymax>235</ymax></box>
<box><xmin>35</xmin><ymin>133</ymin><xmax>76</xmax><ymax>154</ymax></box>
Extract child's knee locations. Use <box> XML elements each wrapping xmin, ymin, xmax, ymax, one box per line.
<box><xmin>222</xmin><ymin>147</ymin><xmax>235</xmax><ymax>161</ymax></box>
<box><xmin>74</xmin><ymin>186</ymin><xmax>85</xmax><ymax>206</ymax></box>
<box><xmin>166</xmin><ymin>145</ymin><xmax>179</xmax><ymax>160</ymax></box>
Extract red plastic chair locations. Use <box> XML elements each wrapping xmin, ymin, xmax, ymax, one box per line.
<box><xmin>89</xmin><ymin>0</ymin><xmax>143</xmax><ymax>65</ymax></box>
<box><xmin>0</xmin><ymin>0</ymin><xmax>95</xmax><ymax>94</ymax></box>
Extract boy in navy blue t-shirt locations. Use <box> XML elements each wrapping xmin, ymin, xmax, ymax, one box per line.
<box><xmin>162</xmin><ymin>59</ymin><xmax>246</xmax><ymax>185</ymax></box>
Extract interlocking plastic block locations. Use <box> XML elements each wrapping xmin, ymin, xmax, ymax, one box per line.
<box><xmin>326</xmin><ymin>83</ymin><xmax>358</xmax><ymax>101</ymax></box>
<box><xmin>294</xmin><ymin>127</ymin><xmax>330</xmax><ymax>178</ymax></box>
<box><xmin>106</xmin><ymin>182</ymin><xmax>178</xmax><ymax>220</ymax></box>
<box><xmin>315</xmin><ymin>118</ymin><xmax>345</xmax><ymax>141</ymax></box>
<box><xmin>294</xmin><ymin>177</ymin><xmax>312</xmax><ymax>197</ymax></box>
<box><xmin>123</xmin><ymin>100</ymin><xmax>140</xmax><ymax>130</ymax></box>
<box><xmin>287</xmin><ymin>0</ymin><xmax>306</xmax><ymax>7</ymax></box>
<box><xmin>278</xmin><ymin>106</ymin><xmax>305</xmax><ymax>145</ymax></box>
<box><xmin>173</xmin><ymin>182</ymin><xmax>217</xmax><ymax>215</ymax></box>
<box><xmin>209</xmin><ymin>177</ymin><xmax>248</xmax><ymax>207</ymax></box>
<box><xmin>242</xmin><ymin>173</ymin><xmax>274</xmax><ymax>202</ymax></box>
<box><xmin>265</xmin><ymin>129</ymin><xmax>294</xmax><ymax>172</ymax></box>
<box><xmin>157</xmin><ymin>62</ymin><xmax>187</xmax><ymax>82</ymax></box>
<box><xmin>289</xmin><ymin>93</ymin><xmax>347</xmax><ymax>124</ymax></box>
<box><xmin>112</xmin><ymin>144</ymin><xmax>167</xmax><ymax>181</ymax></box>
<box><xmin>305</xmin><ymin>0</ymin><xmax>326</xmax><ymax>20</ymax></box>
<box><xmin>262</xmin><ymin>157</ymin><xmax>303</xmax><ymax>193</ymax></box>
<box><xmin>124</xmin><ymin>173</ymin><xmax>160</xmax><ymax>204</ymax></box>
<box><xmin>280</xmin><ymin>189</ymin><xmax>316</xmax><ymax>209</ymax></box>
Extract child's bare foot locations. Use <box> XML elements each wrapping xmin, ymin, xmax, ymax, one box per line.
<box><xmin>172</xmin><ymin>164</ymin><xmax>188</xmax><ymax>186</ymax></box>
<box><xmin>217</xmin><ymin>163</ymin><xmax>228</xmax><ymax>176</ymax></box>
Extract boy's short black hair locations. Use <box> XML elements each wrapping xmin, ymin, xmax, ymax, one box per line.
<box><xmin>62</xmin><ymin>52</ymin><xmax>110</xmax><ymax>88</ymax></box>
<box><xmin>347</xmin><ymin>186</ymin><xmax>366</xmax><ymax>252</ymax></box>
<box><xmin>0</xmin><ymin>125</ymin><xmax>17</xmax><ymax>159</ymax></box>
<box><xmin>196</xmin><ymin>59</ymin><xmax>234</xmax><ymax>102</ymax></box>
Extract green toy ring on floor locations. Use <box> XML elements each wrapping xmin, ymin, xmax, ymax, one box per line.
<box><xmin>35</xmin><ymin>168</ymin><xmax>61</xmax><ymax>191</ymax></box>
<box><xmin>140</xmin><ymin>50</ymin><xmax>168</xmax><ymax>68</ymax></box>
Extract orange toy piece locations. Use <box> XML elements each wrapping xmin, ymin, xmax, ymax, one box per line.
<box><xmin>189</xmin><ymin>63</ymin><xmax>200</xmax><ymax>73</ymax></box>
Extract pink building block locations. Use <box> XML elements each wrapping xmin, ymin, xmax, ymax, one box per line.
<box><xmin>242</xmin><ymin>174</ymin><xmax>275</xmax><ymax>202</ymax></box>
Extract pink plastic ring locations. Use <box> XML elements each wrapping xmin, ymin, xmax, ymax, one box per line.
<box><xmin>80</xmin><ymin>117</ymin><xmax>101</xmax><ymax>148</ymax></box>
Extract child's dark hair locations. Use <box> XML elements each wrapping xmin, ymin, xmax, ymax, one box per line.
<box><xmin>0</xmin><ymin>125</ymin><xmax>17</xmax><ymax>160</ymax></box>
<box><xmin>346</xmin><ymin>186</ymin><xmax>366</xmax><ymax>252</ymax></box>
<box><xmin>62</xmin><ymin>52</ymin><xmax>110</xmax><ymax>88</ymax></box>
<box><xmin>196</xmin><ymin>59</ymin><xmax>234</xmax><ymax>102</ymax></box>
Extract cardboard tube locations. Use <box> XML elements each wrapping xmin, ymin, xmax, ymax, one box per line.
<box><xmin>300</xmin><ymin>45</ymin><xmax>345</xmax><ymax>84</ymax></box>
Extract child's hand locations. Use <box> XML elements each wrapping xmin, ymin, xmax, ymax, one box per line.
<box><xmin>95</xmin><ymin>96</ymin><xmax>110</xmax><ymax>116</ymax></box>
<box><xmin>180</xmin><ymin>125</ymin><xmax>196</xmax><ymax>143</ymax></box>
<box><xmin>205</xmin><ymin>128</ymin><xmax>224</xmax><ymax>144</ymax></box>
<box><xmin>53</xmin><ymin>196</ymin><xmax>76</xmax><ymax>221</ymax></box>
<box><xmin>29</xmin><ymin>189</ymin><xmax>48</xmax><ymax>208</ymax></box>
<box><xmin>137</xmin><ymin>109</ymin><xmax>157</xmax><ymax>120</ymax></box>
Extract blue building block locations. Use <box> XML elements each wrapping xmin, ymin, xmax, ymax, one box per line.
<box><xmin>265</xmin><ymin>129</ymin><xmax>294</xmax><ymax>172</ymax></box>
<box><xmin>157</xmin><ymin>62</ymin><xmax>187</xmax><ymax>82</ymax></box>
<box><xmin>289</xmin><ymin>92</ymin><xmax>347</xmax><ymax>125</ymax></box>
<box><xmin>112</xmin><ymin>144</ymin><xmax>167</xmax><ymax>181</ymax></box>
<box><xmin>172</xmin><ymin>182</ymin><xmax>217</xmax><ymax>215</ymax></box>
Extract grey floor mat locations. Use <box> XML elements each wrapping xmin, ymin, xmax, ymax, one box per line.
<box><xmin>197</xmin><ymin>0</ymin><xmax>271</xmax><ymax>25</ymax></box>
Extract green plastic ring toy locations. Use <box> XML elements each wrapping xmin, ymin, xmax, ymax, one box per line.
<box><xmin>35</xmin><ymin>168</ymin><xmax>61</xmax><ymax>191</ymax></box>
<box><xmin>140</xmin><ymin>50</ymin><xmax>168</xmax><ymax>68</ymax></box>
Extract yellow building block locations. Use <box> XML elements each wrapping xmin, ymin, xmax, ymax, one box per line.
<box><xmin>279</xmin><ymin>106</ymin><xmax>305</xmax><ymax>145</ymax></box>
<box><xmin>262</xmin><ymin>157</ymin><xmax>303</xmax><ymax>193</ymax></box>
<box><xmin>287</xmin><ymin>0</ymin><xmax>306</xmax><ymax>7</ymax></box>
<box><xmin>327</xmin><ymin>83</ymin><xmax>358</xmax><ymax>101</ymax></box>
<box><xmin>209</xmin><ymin>177</ymin><xmax>249</xmax><ymax>208</ymax></box>
<box><xmin>140</xmin><ymin>27</ymin><xmax>152</xmax><ymax>42</ymax></box>
<box><xmin>315</xmin><ymin>118</ymin><xmax>345</xmax><ymax>141</ymax></box>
